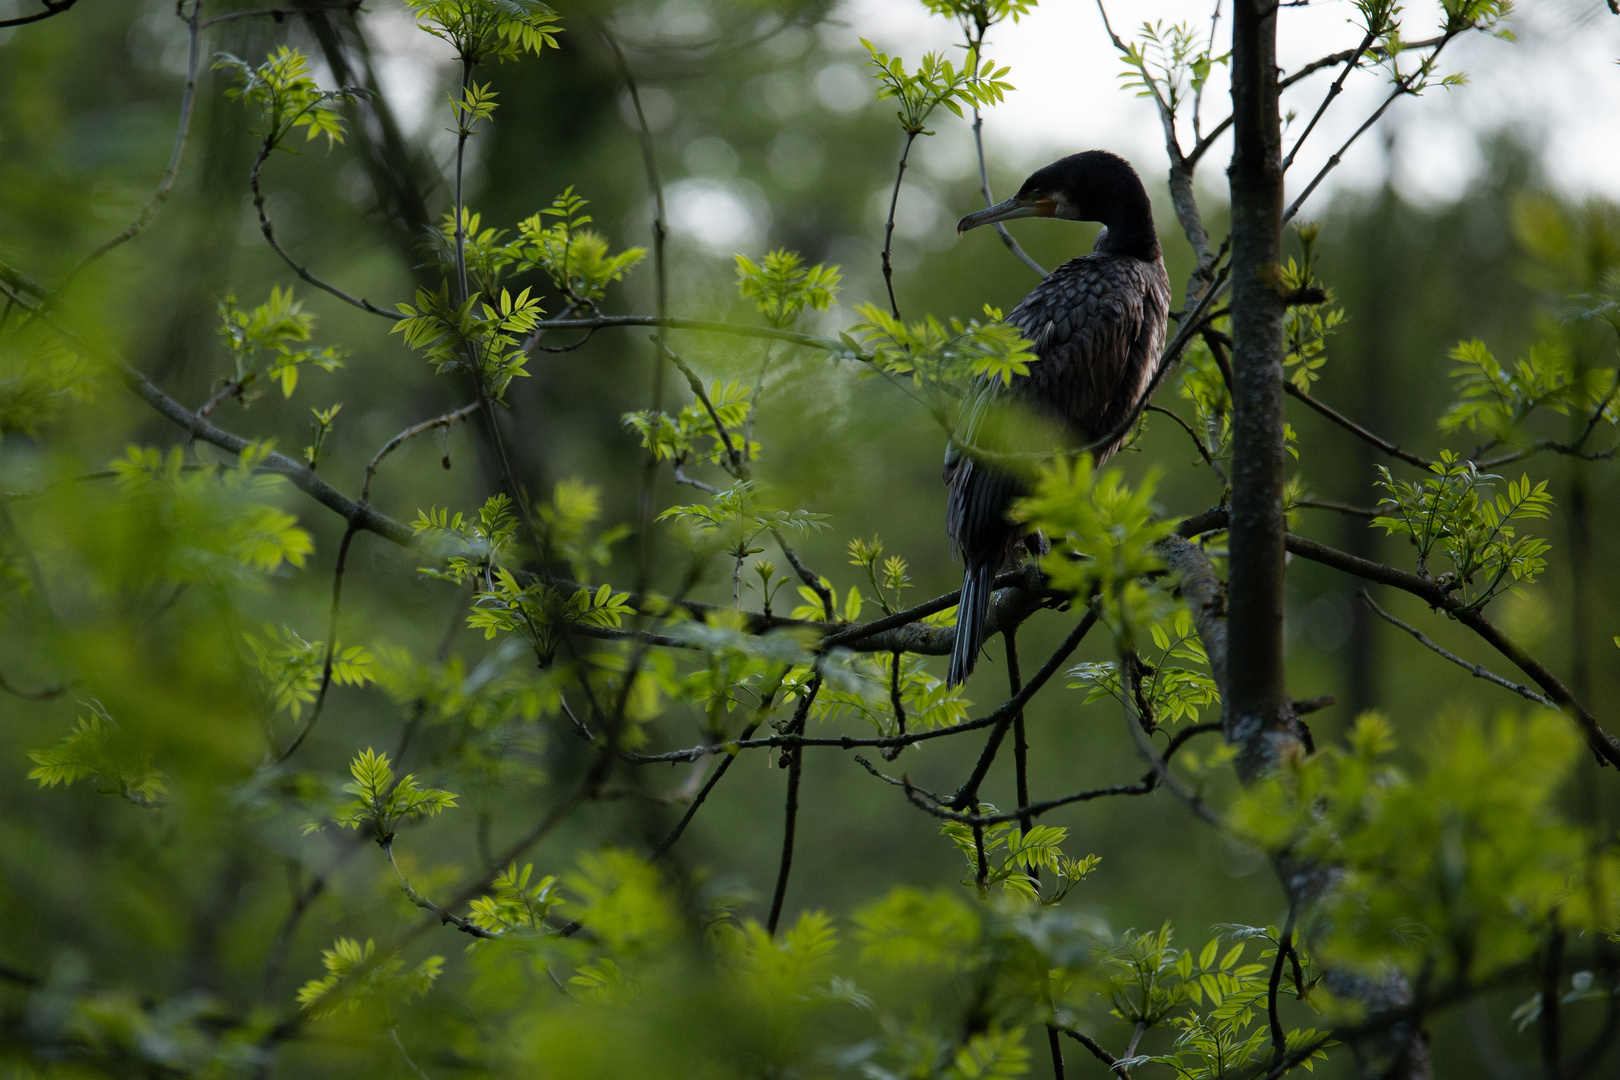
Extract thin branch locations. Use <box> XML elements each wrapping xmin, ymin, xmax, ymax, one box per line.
<box><xmin>201</xmin><ymin>3</ymin><xmax>362</xmax><ymax>30</ymax></box>
<box><xmin>767</xmin><ymin>677</ymin><xmax>821</xmax><ymax>935</ymax></box>
<box><xmin>1294</xmin><ymin>497</ymin><xmax>1385</xmax><ymax>518</ymax></box>
<box><xmin>772</xmin><ymin>528</ymin><xmax>836</xmax><ymax>620</ymax></box>
<box><xmin>877</xmin><ymin>723</ymin><xmax>1221</xmax><ymax>826</ymax></box>
<box><xmin>1284</xmin><ymin>379</ymin><xmax>1436</xmax><ymax>468</ymax></box>
<box><xmin>274</xmin><ymin>515</ymin><xmax>362</xmax><ymax>763</ymax></box>
<box><xmin>1282</xmin><ymin>34</ymin><xmax>1459</xmax><ymax>225</ymax></box>
<box><xmin>653</xmin><ymin>673</ymin><xmax>788</xmax><ymax>858</ymax></box>
<box><xmin>0</xmin><ymin>667</ymin><xmax>67</xmax><ymax>701</ymax></box>
<box><xmin>0</xmin><ymin>0</ymin><xmax>80</xmax><ymax>29</ymax></box>
<box><xmin>60</xmin><ymin>1</ymin><xmax>202</xmax><ymax>286</ymax></box>
<box><xmin>663</xmin><ymin>343</ymin><xmax>743</xmax><ymax>475</ymax></box>
<box><xmin>1279</xmin><ymin>34</ymin><xmax>1452</xmax><ymax>92</ymax></box>
<box><xmin>1148</xmin><ymin>403</ymin><xmax>1224</xmax><ymax>478</ymax></box>
<box><xmin>964</xmin><ymin>24</ymin><xmax>1046</xmax><ymax>277</ymax></box>
<box><xmin>953</xmin><ymin>611</ymin><xmax>1099</xmax><ymax>809</ymax></box>
<box><xmin>880</xmin><ymin>131</ymin><xmax>918</xmax><ymax>320</ymax></box>
<box><xmin>1280</xmin><ymin>27</ymin><xmax>1378</xmax><ymax>174</ymax></box>
<box><xmin>1271</xmin><ymin>527</ymin><xmax>1620</xmax><ymax>767</ymax></box>
<box><xmin>1057</xmin><ymin>1026</ymin><xmax>1124</xmax><ymax>1074</ymax></box>
<box><xmin>1269</xmin><ymin>905</ymin><xmax>1298</xmax><ymax>1071</ymax></box>
<box><xmin>1121</xmin><ymin>644</ymin><xmax>1222</xmax><ymax>828</ymax></box>
<box><xmin>248</xmin><ymin>133</ymin><xmax>401</xmax><ymax>320</ymax></box>
<box><xmin>631</xmin><ymin>605</ymin><xmax>1102</xmax><ymax>765</ymax></box>
<box><xmin>1008</xmin><ymin>628</ymin><xmax>1032</xmax><ymax>842</ymax></box>
<box><xmin>363</xmin><ymin>402</ymin><xmax>479</xmax><ymax>501</ymax></box>
<box><xmin>1358</xmin><ymin>589</ymin><xmax>1554</xmax><ymax>708</ymax></box>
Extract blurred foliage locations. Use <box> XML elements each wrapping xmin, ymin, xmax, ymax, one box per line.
<box><xmin>0</xmin><ymin>2</ymin><xmax>1618</xmax><ymax>1079</ymax></box>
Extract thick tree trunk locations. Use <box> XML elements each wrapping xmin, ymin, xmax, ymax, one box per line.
<box><xmin>1226</xmin><ymin>0</ymin><xmax>1292</xmax><ymax>781</ymax></box>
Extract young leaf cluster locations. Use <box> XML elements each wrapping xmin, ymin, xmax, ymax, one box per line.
<box><xmin>295</xmin><ymin>937</ymin><xmax>445</xmax><ymax>1020</ymax></box>
<box><xmin>216</xmin><ymin>287</ymin><xmax>344</xmax><ymax>404</ymax></box>
<box><xmin>1373</xmin><ymin>451</ymin><xmax>1553</xmax><ymax>609</ymax></box>
<box><xmin>862</xmin><ymin>43</ymin><xmax>1013</xmax><ymax>136</ymax></box>
<box><xmin>216</xmin><ymin>46</ymin><xmax>354</xmax><ymax>147</ymax></box>
<box><xmin>28</xmin><ymin>701</ymin><xmax>168</xmax><ymax>807</ymax></box>
<box><xmin>327</xmin><ymin>748</ymin><xmax>458</xmax><ymax>844</ymax></box>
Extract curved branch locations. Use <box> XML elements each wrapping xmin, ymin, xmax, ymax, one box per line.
<box><xmin>60</xmin><ymin>1</ymin><xmax>202</xmax><ymax>286</ymax></box>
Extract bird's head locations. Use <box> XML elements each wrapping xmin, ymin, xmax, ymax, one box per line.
<box><xmin>957</xmin><ymin>150</ymin><xmax>1155</xmax><ymax>254</ymax></box>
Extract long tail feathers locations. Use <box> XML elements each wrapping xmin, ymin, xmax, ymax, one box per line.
<box><xmin>947</xmin><ymin>559</ymin><xmax>998</xmax><ymax>687</ymax></box>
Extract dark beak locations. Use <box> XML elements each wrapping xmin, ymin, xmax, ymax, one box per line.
<box><xmin>956</xmin><ymin>195</ymin><xmax>1055</xmax><ymax>235</ymax></box>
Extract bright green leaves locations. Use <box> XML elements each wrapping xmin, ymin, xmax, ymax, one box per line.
<box><xmin>216</xmin><ymin>46</ymin><xmax>353</xmax><ymax>147</ymax></box>
<box><xmin>414</xmin><ymin>492</ymin><xmax>520</xmax><ymax>584</ymax></box>
<box><xmin>0</xmin><ymin>321</ymin><xmax>95</xmax><ymax>435</ymax></box>
<box><xmin>1116</xmin><ymin>20</ymin><xmax>1229</xmax><ymax>118</ymax></box>
<box><xmin>848</xmin><ymin>535</ymin><xmax>911</xmax><ymax>614</ymax></box>
<box><xmin>414</xmin><ymin>489</ymin><xmax>631</xmax><ymax>656</ymax></box>
<box><xmin>408</xmin><ymin>0</ymin><xmax>562</xmax><ymax>65</ymax></box>
<box><xmin>1281</xmin><ymin>224</ymin><xmax>1344</xmax><ymax>392</ymax></box>
<box><xmin>326</xmin><ymin>748</ymin><xmax>457</xmax><ymax>844</ymax></box>
<box><xmin>626</xmin><ymin>380</ymin><xmax>756</xmax><ymax>466</ymax></box>
<box><xmin>945</xmin><ymin>1027</ymin><xmax>1030</xmax><ymax>1080</ymax></box>
<box><xmin>850</xmin><ymin>303</ymin><xmax>1038</xmax><ymax>391</ymax></box>
<box><xmin>244</xmin><ymin>624</ymin><xmax>375</xmax><ymax>720</ymax></box>
<box><xmin>862</xmin><ymin>44</ymin><xmax>1012</xmax><ymax>135</ymax></box>
<box><xmin>714</xmin><ymin>911</ymin><xmax>847</xmax><ymax>1021</ymax></box>
<box><xmin>941</xmin><ymin>816</ymin><xmax>1099</xmax><ymax>904</ymax></box>
<box><xmin>295</xmin><ymin>937</ymin><xmax>444</xmax><ymax>1020</ymax></box>
<box><xmin>536</xmin><ymin>478</ymin><xmax>631</xmax><ymax>583</ymax></box>
<box><xmin>516</xmin><ymin>190</ymin><xmax>646</xmax><ymax>306</ymax></box>
<box><xmin>393</xmin><ymin>280</ymin><xmax>541</xmax><ymax>402</ymax></box>
<box><xmin>1069</xmin><ymin>610</ymin><xmax>1218</xmax><ymax>726</ymax></box>
<box><xmin>467</xmin><ymin>862</ymin><xmax>561</xmax><ymax>936</ymax></box>
<box><xmin>658</xmin><ymin>480</ymin><xmax>827</xmax><ymax>556</ymax></box>
<box><xmin>215</xmin><ymin>287</ymin><xmax>344</xmax><ymax>405</ymax></box>
<box><xmin>918</xmin><ymin>0</ymin><xmax>1037</xmax><ymax>28</ymax></box>
<box><xmin>563</xmin><ymin>848</ymin><xmax>679</xmax><ymax>955</ymax></box>
<box><xmin>1230</xmin><ymin>710</ymin><xmax>1608</xmax><ymax>982</ymax></box>
<box><xmin>109</xmin><ymin>443</ymin><xmax>314</xmax><ymax>581</ymax></box>
<box><xmin>1441</xmin><ymin>337</ymin><xmax>1617</xmax><ymax>442</ymax></box>
<box><xmin>735</xmin><ymin>250</ymin><xmax>842</xmax><ymax>328</ymax></box>
<box><xmin>451</xmin><ymin>79</ymin><xmax>500</xmax><ymax>134</ymax></box>
<box><xmin>27</xmin><ymin>701</ymin><xmax>168</xmax><ymax>807</ymax></box>
<box><xmin>1373</xmin><ymin>451</ymin><xmax>1554</xmax><ymax>609</ymax></box>
<box><xmin>433</xmin><ymin>191</ymin><xmax>647</xmax><ymax>305</ymax></box>
<box><xmin>855</xmin><ymin>888</ymin><xmax>981</xmax><ymax>971</ymax></box>
<box><xmin>814</xmin><ymin>652</ymin><xmax>968</xmax><ymax>734</ymax></box>
<box><xmin>304</xmin><ymin>403</ymin><xmax>341</xmax><ymax>468</ymax></box>
<box><xmin>1098</xmin><ymin>924</ymin><xmax>1327</xmax><ymax>1079</ymax></box>
<box><xmin>1013</xmin><ymin>456</ymin><xmax>1175</xmax><ymax>634</ymax></box>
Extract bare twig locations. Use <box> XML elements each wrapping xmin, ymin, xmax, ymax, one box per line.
<box><xmin>1358</xmin><ymin>589</ymin><xmax>1554</xmax><ymax>708</ymax></box>
<box><xmin>60</xmin><ymin>1</ymin><xmax>202</xmax><ymax>286</ymax></box>
<box><xmin>767</xmin><ymin>677</ymin><xmax>821</xmax><ymax>935</ymax></box>
<box><xmin>201</xmin><ymin>2</ymin><xmax>362</xmax><ymax>30</ymax></box>
<box><xmin>964</xmin><ymin>22</ymin><xmax>1046</xmax><ymax>277</ymax></box>
<box><xmin>274</xmin><ymin>514</ymin><xmax>362</xmax><ymax>763</ymax></box>
<box><xmin>363</xmin><ymin>402</ymin><xmax>479</xmax><ymax>501</ymax></box>
<box><xmin>1284</xmin><ymin>379</ymin><xmax>1436</xmax><ymax>468</ymax></box>
<box><xmin>1282</xmin><ymin>34</ymin><xmax>1459</xmax><ymax>225</ymax></box>
<box><xmin>880</xmin><ymin>132</ymin><xmax>918</xmax><ymax>320</ymax></box>
<box><xmin>0</xmin><ymin>0</ymin><xmax>81</xmax><ymax>29</ymax></box>
<box><xmin>1269</xmin><ymin>905</ymin><xmax>1298</xmax><ymax>1071</ymax></box>
<box><xmin>248</xmin><ymin>134</ymin><xmax>401</xmax><ymax>320</ymax></box>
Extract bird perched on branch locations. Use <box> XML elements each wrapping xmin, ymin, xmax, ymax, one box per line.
<box><xmin>946</xmin><ymin>150</ymin><xmax>1171</xmax><ymax>686</ymax></box>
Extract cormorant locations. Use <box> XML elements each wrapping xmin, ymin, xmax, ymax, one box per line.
<box><xmin>945</xmin><ymin>150</ymin><xmax>1171</xmax><ymax>686</ymax></box>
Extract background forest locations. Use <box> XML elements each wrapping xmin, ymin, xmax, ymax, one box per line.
<box><xmin>2</xmin><ymin>1</ymin><xmax>1619</xmax><ymax>1078</ymax></box>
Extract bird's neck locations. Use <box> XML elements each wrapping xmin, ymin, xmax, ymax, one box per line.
<box><xmin>1094</xmin><ymin>188</ymin><xmax>1160</xmax><ymax>261</ymax></box>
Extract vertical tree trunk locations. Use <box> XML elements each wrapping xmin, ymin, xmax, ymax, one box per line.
<box><xmin>1226</xmin><ymin>0</ymin><xmax>1292</xmax><ymax>780</ymax></box>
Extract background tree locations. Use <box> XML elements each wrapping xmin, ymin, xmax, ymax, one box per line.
<box><xmin>1</xmin><ymin>1</ymin><xmax>1619</xmax><ymax>1079</ymax></box>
